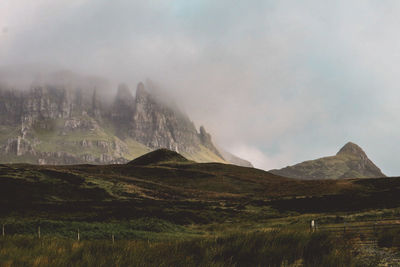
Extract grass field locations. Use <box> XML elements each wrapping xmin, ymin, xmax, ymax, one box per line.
<box><xmin>0</xmin><ymin>149</ymin><xmax>400</xmax><ymax>266</ymax></box>
<box><xmin>0</xmin><ymin>229</ymin><xmax>371</xmax><ymax>267</ymax></box>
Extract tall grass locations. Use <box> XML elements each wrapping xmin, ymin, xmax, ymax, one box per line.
<box><xmin>0</xmin><ymin>218</ymin><xmax>189</xmax><ymax>240</ymax></box>
<box><xmin>0</xmin><ymin>230</ymin><xmax>367</xmax><ymax>267</ymax></box>
<box><xmin>377</xmin><ymin>228</ymin><xmax>400</xmax><ymax>248</ymax></box>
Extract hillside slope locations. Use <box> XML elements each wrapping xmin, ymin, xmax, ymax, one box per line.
<box><xmin>0</xmin><ymin>149</ymin><xmax>398</xmax><ymax>223</ymax></box>
<box><xmin>270</xmin><ymin>142</ymin><xmax>385</xmax><ymax>179</ymax></box>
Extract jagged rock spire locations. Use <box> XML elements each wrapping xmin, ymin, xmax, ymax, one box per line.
<box><xmin>198</xmin><ymin>126</ymin><xmax>224</xmax><ymax>159</ymax></box>
<box><xmin>135</xmin><ymin>82</ymin><xmax>149</xmax><ymax>102</ymax></box>
<box><xmin>91</xmin><ymin>87</ymin><xmax>101</xmax><ymax>119</ymax></box>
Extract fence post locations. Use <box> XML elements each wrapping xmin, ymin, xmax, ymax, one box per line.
<box><xmin>310</xmin><ymin>220</ymin><xmax>315</xmax><ymax>233</ymax></box>
<box><xmin>38</xmin><ymin>226</ymin><xmax>41</xmax><ymax>239</ymax></box>
<box><xmin>2</xmin><ymin>224</ymin><xmax>4</xmax><ymax>237</ymax></box>
<box><xmin>112</xmin><ymin>233</ymin><xmax>115</xmax><ymax>244</ymax></box>
<box><xmin>77</xmin><ymin>229</ymin><xmax>80</xmax><ymax>241</ymax></box>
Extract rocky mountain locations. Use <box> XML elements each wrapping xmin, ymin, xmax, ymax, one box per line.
<box><xmin>270</xmin><ymin>142</ymin><xmax>385</xmax><ymax>179</ymax></box>
<box><xmin>0</xmin><ymin>73</ymin><xmax>250</xmax><ymax>166</ymax></box>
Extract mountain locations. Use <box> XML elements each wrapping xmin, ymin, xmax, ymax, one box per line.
<box><xmin>270</xmin><ymin>142</ymin><xmax>385</xmax><ymax>179</ymax></box>
<box><xmin>0</xmin><ymin>72</ymin><xmax>250</xmax><ymax>166</ymax></box>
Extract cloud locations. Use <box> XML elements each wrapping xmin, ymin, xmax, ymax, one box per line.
<box><xmin>1</xmin><ymin>0</ymin><xmax>400</xmax><ymax>175</ymax></box>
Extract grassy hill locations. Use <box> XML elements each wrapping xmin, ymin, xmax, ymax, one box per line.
<box><xmin>0</xmin><ymin>149</ymin><xmax>398</xmax><ymax>224</ymax></box>
<box><xmin>128</xmin><ymin>148</ymin><xmax>192</xmax><ymax>166</ymax></box>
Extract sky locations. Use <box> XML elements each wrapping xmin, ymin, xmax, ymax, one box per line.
<box><xmin>1</xmin><ymin>0</ymin><xmax>400</xmax><ymax>175</ymax></box>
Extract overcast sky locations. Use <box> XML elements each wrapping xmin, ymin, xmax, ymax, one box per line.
<box><xmin>1</xmin><ymin>0</ymin><xmax>400</xmax><ymax>175</ymax></box>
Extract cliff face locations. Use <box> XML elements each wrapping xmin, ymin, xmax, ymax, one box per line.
<box><xmin>0</xmin><ymin>79</ymin><xmax>250</xmax><ymax>166</ymax></box>
<box><xmin>130</xmin><ymin>82</ymin><xmax>200</xmax><ymax>153</ymax></box>
<box><xmin>269</xmin><ymin>142</ymin><xmax>385</xmax><ymax>179</ymax></box>
<box><xmin>0</xmin><ymin>82</ymin><xmax>127</xmax><ymax>164</ymax></box>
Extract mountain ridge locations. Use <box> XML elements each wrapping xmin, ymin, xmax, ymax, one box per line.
<box><xmin>270</xmin><ymin>142</ymin><xmax>385</xmax><ymax>179</ymax></box>
<box><xmin>0</xmin><ymin>72</ymin><xmax>250</xmax><ymax>166</ymax></box>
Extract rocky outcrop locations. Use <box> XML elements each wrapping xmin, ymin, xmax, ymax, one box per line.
<box><xmin>2</xmin><ymin>137</ymin><xmax>35</xmax><ymax>156</ymax></box>
<box><xmin>0</xmin><ymin>89</ymin><xmax>24</xmax><ymax>125</ymax></box>
<box><xmin>111</xmin><ymin>83</ymin><xmax>135</xmax><ymax>137</ymax></box>
<box><xmin>129</xmin><ymin>83</ymin><xmax>213</xmax><ymax>155</ymax></box>
<box><xmin>270</xmin><ymin>142</ymin><xmax>385</xmax><ymax>179</ymax></box>
<box><xmin>335</xmin><ymin>142</ymin><xmax>385</xmax><ymax>178</ymax></box>
<box><xmin>337</xmin><ymin>142</ymin><xmax>368</xmax><ymax>158</ymax></box>
<box><xmin>35</xmin><ymin>151</ymin><xmax>128</xmax><ymax>165</ymax></box>
<box><xmin>22</xmin><ymin>86</ymin><xmax>73</xmax><ymax>121</ymax></box>
<box><xmin>198</xmin><ymin>126</ymin><xmax>223</xmax><ymax>158</ymax></box>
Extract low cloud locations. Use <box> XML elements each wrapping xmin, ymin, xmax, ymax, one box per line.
<box><xmin>1</xmin><ymin>0</ymin><xmax>400</xmax><ymax>174</ymax></box>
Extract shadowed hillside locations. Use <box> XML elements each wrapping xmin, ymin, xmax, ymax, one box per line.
<box><xmin>0</xmin><ymin>149</ymin><xmax>398</xmax><ymax>224</ymax></box>
<box><xmin>128</xmin><ymin>149</ymin><xmax>191</xmax><ymax>166</ymax></box>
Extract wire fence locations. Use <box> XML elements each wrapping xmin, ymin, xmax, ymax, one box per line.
<box><xmin>0</xmin><ymin>223</ymin><xmax>119</xmax><ymax>243</ymax></box>
<box><xmin>314</xmin><ymin>220</ymin><xmax>400</xmax><ymax>245</ymax></box>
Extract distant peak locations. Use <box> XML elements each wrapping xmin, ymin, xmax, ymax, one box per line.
<box><xmin>336</xmin><ymin>142</ymin><xmax>367</xmax><ymax>158</ymax></box>
<box><xmin>135</xmin><ymin>82</ymin><xmax>150</xmax><ymax>102</ymax></box>
<box><xmin>136</xmin><ymin>82</ymin><xmax>146</xmax><ymax>94</ymax></box>
<box><xmin>127</xmin><ymin>149</ymin><xmax>190</xmax><ymax>166</ymax></box>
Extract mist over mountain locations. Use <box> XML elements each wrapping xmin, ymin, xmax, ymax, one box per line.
<box><xmin>3</xmin><ymin>1</ymin><xmax>400</xmax><ymax>174</ymax></box>
<box><xmin>0</xmin><ymin>71</ymin><xmax>249</xmax><ymax>166</ymax></box>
